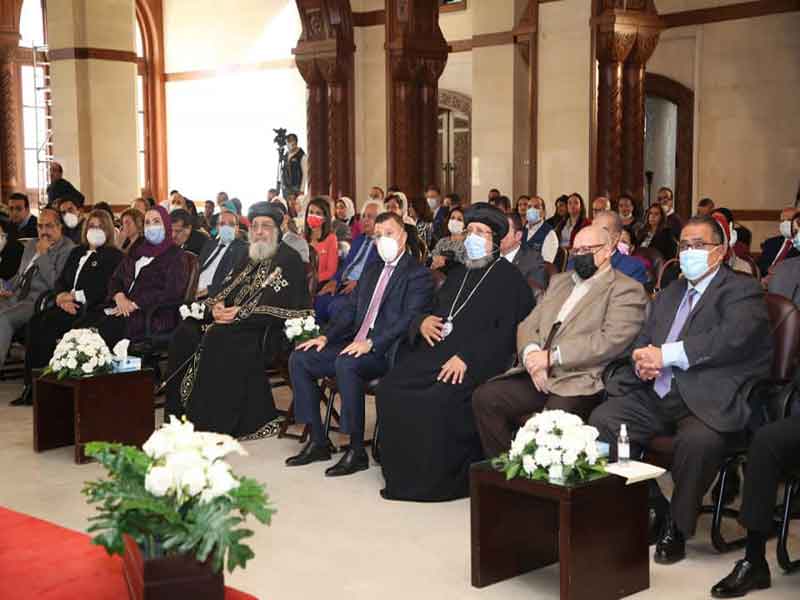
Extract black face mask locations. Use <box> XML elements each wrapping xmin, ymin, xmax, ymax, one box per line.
<box><xmin>573</xmin><ymin>253</ymin><xmax>598</xmax><ymax>280</ymax></box>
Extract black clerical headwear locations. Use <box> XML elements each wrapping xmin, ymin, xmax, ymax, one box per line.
<box><xmin>248</xmin><ymin>201</ymin><xmax>284</xmax><ymax>239</ymax></box>
<box><xmin>464</xmin><ymin>202</ymin><xmax>508</xmax><ymax>247</ymax></box>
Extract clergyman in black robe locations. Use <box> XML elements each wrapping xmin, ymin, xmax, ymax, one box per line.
<box><xmin>165</xmin><ymin>202</ymin><xmax>311</xmax><ymax>439</ymax></box>
<box><xmin>377</xmin><ymin>203</ymin><xmax>535</xmax><ymax>501</ymax></box>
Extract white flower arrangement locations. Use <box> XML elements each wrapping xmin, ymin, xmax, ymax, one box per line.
<box><xmin>284</xmin><ymin>315</ymin><xmax>319</xmax><ymax>344</ymax></box>
<box><xmin>179</xmin><ymin>302</ymin><xmax>206</xmax><ymax>321</ymax></box>
<box><xmin>44</xmin><ymin>328</ymin><xmax>114</xmax><ymax>380</ymax></box>
<box><xmin>142</xmin><ymin>416</ymin><xmax>248</xmax><ymax>505</ymax></box>
<box><xmin>493</xmin><ymin>409</ymin><xmax>606</xmax><ymax>484</ymax></box>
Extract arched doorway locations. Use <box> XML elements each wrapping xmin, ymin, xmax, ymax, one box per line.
<box><xmin>644</xmin><ymin>73</ymin><xmax>694</xmax><ymax>219</ymax></box>
<box><xmin>438</xmin><ymin>89</ymin><xmax>471</xmax><ymax>203</ymax></box>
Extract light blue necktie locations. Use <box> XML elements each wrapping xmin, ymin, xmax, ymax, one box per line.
<box><xmin>654</xmin><ymin>288</ymin><xmax>697</xmax><ymax>398</ymax></box>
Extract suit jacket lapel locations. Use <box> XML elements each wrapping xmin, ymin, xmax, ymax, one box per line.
<box><xmin>355</xmin><ymin>261</ymin><xmax>382</xmax><ymax>326</ymax></box>
<box><xmin>681</xmin><ymin>266</ymin><xmax>727</xmax><ymax>336</ymax></box>
<box><xmin>556</xmin><ymin>268</ymin><xmax>614</xmax><ymax>336</ymax></box>
<box><xmin>376</xmin><ymin>253</ymin><xmax>409</xmax><ymax>313</ymax></box>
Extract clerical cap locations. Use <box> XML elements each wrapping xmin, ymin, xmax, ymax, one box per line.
<box><xmin>248</xmin><ymin>201</ymin><xmax>284</xmax><ymax>236</ymax></box>
<box><xmin>464</xmin><ymin>202</ymin><xmax>508</xmax><ymax>246</ymax></box>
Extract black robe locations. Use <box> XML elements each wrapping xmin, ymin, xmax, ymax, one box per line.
<box><xmin>168</xmin><ymin>243</ymin><xmax>311</xmax><ymax>438</ymax></box>
<box><xmin>377</xmin><ymin>258</ymin><xmax>535</xmax><ymax>501</ymax></box>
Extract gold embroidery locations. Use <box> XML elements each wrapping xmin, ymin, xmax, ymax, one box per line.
<box><xmin>249</xmin><ymin>306</ymin><xmax>314</xmax><ymax>319</ymax></box>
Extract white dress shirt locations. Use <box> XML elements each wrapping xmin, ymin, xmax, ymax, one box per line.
<box><xmin>198</xmin><ymin>243</ymin><xmax>228</xmax><ymax>292</ymax></box>
<box><xmin>129</xmin><ymin>256</ymin><xmax>155</xmax><ymax>293</ymax></box>
<box><xmin>503</xmin><ymin>245</ymin><xmax>521</xmax><ymax>264</ymax></box>
<box><xmin>525</xmin><ymin>221</ymin><xmax>559</xmax><ymax>263</ymax></box>
<box><xmin>71</xmin><ymin>249</ymin><xmax>94</xmax><ymax>304</ymax></box>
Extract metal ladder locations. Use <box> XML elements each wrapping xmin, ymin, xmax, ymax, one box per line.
<box><xmin>32</xmin><ymin>44</ymin><xmax>53</xmax><ymax>209</ymax></box>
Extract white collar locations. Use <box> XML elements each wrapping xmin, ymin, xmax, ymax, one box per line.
<box><xmin>502</xmin><ymin>245</ymin><xmax>521</xmax><ymax>263</ymax></box>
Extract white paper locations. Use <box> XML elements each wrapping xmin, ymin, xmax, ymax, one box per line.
<box><xmin>606</xmin><ymin>460</ymin><xmax>666</xmax><ymax>485</ymax></box>
<box><xmin>112</xmin><ymin>339</ymin><xmax>130</xmax><ymax>360</ymax></box>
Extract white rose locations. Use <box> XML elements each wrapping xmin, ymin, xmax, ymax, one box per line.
<box><xmin>145</xmin><ymin>466</ymin><xmax>174</xmax><ymax>497</ymax></box>
<box><xmin>66</xmin><ymin>358</ymin><xmax>78</xmax><ymax>370</ymax></box>
<box><xmin>533</xmin><ymin>447</ymin><xmax>552</xmax><ymax>468</ymax></box>
<box><xmin>86</xmin><ymin>357</ymin><xmax>98</xmax><ymax>370</ymax></box>
<box><xmin>513</xmin><ymin>427</ymin><xmax>536</xmax><ymax>449</ymax></box>
<box><xmin>81</xmin><ymin>362</ymin><xmax>93</xmax><ymax>374</ymax></box>
<box><xmin>303</xmin><ymin>320</ymin><xmax>316</xmax><ymax>332</ymax></box>
<box><xmin>180</xmin><ymin>465</ymin><xmax>207</xmax><ymax>497</ymax></box>
<box><xmin>522</xmin><ymin>454</ymin><xmax>537</xmax><ymax>476</ymax></box>
<box><xmin>143</xmin><ymin>430</ymin><xmax>173</xmax><ymax>459</ymax></box>
<box><xmin>562</xmin><ymin>450</ymin><xmax>578</xmax><ymax>466</ymax></box>
<box><xmin>548</xmin><ymin>464</ymin><xmax>564</xmax><ymax>481</ymax></box>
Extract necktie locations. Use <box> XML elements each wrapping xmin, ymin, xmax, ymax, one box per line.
<box><xmin>201</xmin><ymin>243</ymin><xmax>226</xmax><ymax>273</ymax></box>
<box><xmin>342</xmin><ymin>239</ymin><xmax>373</xmax><ymax>281</ymax></box>
<box><xmin>354</xmin><ymin>264</ymin><xmax>395</xmax><ymax>342</ymax></box>
<box><xmin>654</xmin><ymin>288</ymin><xmax>697</xmax><ymax>398</ymax></box>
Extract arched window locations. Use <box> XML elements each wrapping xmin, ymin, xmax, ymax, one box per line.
<box><xmin>18</xmin><ymin>0</ymin><xmax>50</xmax><ymax>198</ymax></box>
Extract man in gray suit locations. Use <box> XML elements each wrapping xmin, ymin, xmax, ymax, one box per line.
<box><xmin>500</xmin><ymin>213</ymin><xmax>548</xmax><ymax>295</ymax></box>
<box><xmin>591</xmin><ymin>216</ymin><xmax>772</xmax><ymax>565</ymax></box>
<box><xmin>767</xmin><ymin>254</ymin><xmax>800</xmax><ymax>306</ymax></box>
<box><xmin>1</xmin><ymin>208</ymin><xmax>75</xmax><ymax>387</ymax></box>
<box><xmin>196</xmin><ymin>210</ymin><xmax>249</xmax><ymax>298</ymax></box>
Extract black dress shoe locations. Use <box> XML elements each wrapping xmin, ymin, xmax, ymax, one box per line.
<box><xmin>711</xmin><ymin>559</ymin><xmax>771</xmax><ymax>598</ymax></box>
<box><xmin>324</xmin><ymin>447</ymin><xmax>369</xmax><ymax>477</ymax></box>
<box><xmin>285</xmin><ymin>442</ymin><xmax>331</xmax><ymax>467</ymax></box>
<box><xmin>654</xmin><ymin>518</ymin><xmax>686</xmax><ymax>565</ymax></box>
<box><xmin>10</xmin><ymin>385</ymin><xmax>32</xmax><ymax>406</ymax></box>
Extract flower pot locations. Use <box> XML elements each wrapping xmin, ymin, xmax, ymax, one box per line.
<box><xmin>122</xmin><ymin>535</ymin><xmax>224</xmax><ymax>600</ymax></box>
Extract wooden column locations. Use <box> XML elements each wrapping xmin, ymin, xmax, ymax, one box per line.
<box><xmin>293</xmin><ymin>0</ymin><xmax>355</xmax><ymax>200</ymax></box>
<box><xmin>0</xmin><ymin>1</ymin><xmax>23</xmax><ymax>202</ymax></box>
<box><xmin>514</xmin><ymin>0</ymin><xmax>539</xmax><ymax>195</ymax></box>
<box><xmin>592</xmin><ymin>2</ymin><xmax>661</xmax><ymax>205</ymax></box>
<box><xmin>385</xmin><ymin>0</ymin><xmax>447</xmax><ymax>198</ymax></box>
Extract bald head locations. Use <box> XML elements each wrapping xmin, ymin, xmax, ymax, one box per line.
<box><xmin>574</xmin><ymin>225</ymin><xmax>609</xmax><ymax>248</ymax></box>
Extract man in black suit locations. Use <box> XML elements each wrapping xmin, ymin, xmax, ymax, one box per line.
<box><xmin>287</xmin><ymin>212</ymin><xmax>434</xmax><ymax>476</ymax></box>
<box><xmin>499</xmin><ymin>213</ymin><xmax>548</xmax><ymax>295</ymax></box>
<box><xmin>196</xmin><ymin>210</ymin><xmax>249</xmax><ymax>298</ymax></box>
<box><xmin>590</xmin><ymin>216</ymin><xmax>773</xmax><ymax>565</ymax></box>
<box><xmin>757</xmin><ymin>206</ymin><xmax>799</xmax><ymax>277</ymax></box>
<box><xmin>170</xmin><ymin>208</ymin><xmax>207</xmax><ymax>255</ymax></box>
<box><xmin>8</xmin><ymin>193</ymin><xmax>38</xmax><ymax>238</ymax></box>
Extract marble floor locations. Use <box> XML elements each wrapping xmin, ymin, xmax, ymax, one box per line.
<box><xmin>1</xmin><ymin>379</ymin><xmax>797</xmax><ymax>600</ymax></box>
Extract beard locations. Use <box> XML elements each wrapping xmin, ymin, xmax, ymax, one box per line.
<box><xmin>249</xmin><ymin>237</ymin><xmax>278</xmax><ymax>262</ymax></box>
<box><xmin>465</xmin><ymin>254</ymin><xmax>495</xmax><ymax>270</ymax></box>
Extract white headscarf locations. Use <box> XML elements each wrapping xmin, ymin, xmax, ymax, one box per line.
<box><xmin>393</xmin><ymin>191</ymin><xmax>416</xmax><ymax>225</ymax></box>
<box><xmin>338</xmin><ymin>197</ymin><xmax>355</xmax><ymax>221</ymax></box>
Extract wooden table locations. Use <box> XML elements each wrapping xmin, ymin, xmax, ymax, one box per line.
<box><xmin>470</xmin><ymin>462</ymin><xmax>649</xmax><ymax>600</ymax></box>
<box><xmin>33</xmin><ymin>370</ymin><xmax>155</xmax><ymax>464</ymax></box>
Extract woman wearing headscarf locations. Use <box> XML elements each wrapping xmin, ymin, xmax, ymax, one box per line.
<box><xmin>377</xmin><ymin>203</ymin><xmax>535</xmax><ymax>502</ymax></box>
<box><xmin>75</xmin><ymin>206</ymin><xmax>189</xmax><ymax>347</ymax></box>
<box><xmin>334</xmin><ymin>197</ymin><xmax>356</xmax><ymax>242</ymax></box>
<box><xmin>22</xmin><ymin>210</ymin><xmax>124</xmax><ymax>402</ymax></box>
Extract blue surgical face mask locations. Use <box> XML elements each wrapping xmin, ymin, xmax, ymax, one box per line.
<box><xmin>144</xmin><ymin>225</ymin><xmax>165</xmax><ymax>246</ymax></box>
<box><xmin>219</xmin><ymin>225</ymin><xmax>236</xmax><ymax>244</ymax></box>
<box><xmin>464</xmin><ymin>233</ymin><xmax>490</xmax><ymax>260</ymax></box>
<box><xmin>526</xmin><ymin>208</ymin><xmax>541</xmax><ymax>224</ymax></box>
<box><xmin>679</xmin><ymin>248</ymin><xmax>710</xmax><ymax>282</ymax></box>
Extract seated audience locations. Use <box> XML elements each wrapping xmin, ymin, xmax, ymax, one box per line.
<box><xmin>638</xmin><ymin>204</ymin><xmax>677</xmax><ymax>260</ymax></box>
<box><xmin>196</xmin><ymin>209</ymin><xmax>249</xmax><ymax>298</ymax></box>
<box><xmin>500</xmin><ymin>213</ymin><xmax>548</xmax><ymax>293</ymax></box>
<box><xmin>46</xmin><ymin>162</ymin><xmax>84</xmax><ymax>208</ymax></box>
<box><xmin>132</xmin><ymin>197</ymin><xmax>149</xmax><ymax>215</ymax></box>
<box><xmin>170</xmin><ymin>208</ymin><xmax>207</xmax><ymax>255</ymax></box>
<box><xmin>278</xmin><ymin>204</ymin><xmax>309</xmax><ymax>263</ymax></box>
<box><xmin>314</xmin><ymin>200</ymin><xmax>380</xmax><ymax>323</ymax></box>
<box><xmin>0</xmin><ymin>217</ymin><xmax>24</xmax><ymax>283</ymax></box>
<box><xmin>696</xmin><ymin>197</ymin><xmax>715</xmax><ymax>217</ymax></box>
<box><xmin>333</xmin><ymin>197</ymin><xmax>356</xmax><ymax>242</ymax></box>
<box><xmin>592</xmin><ymin>194</ymin><xmax>611</xmax><ymax>215</ymax></box>
<box><xmin>515</xmin><ymin>195</ymin><xmax>530</xmax><ymax>220</ymax></box>
<box><xmin>556</xmin><ymin>193</ymin><xmax>590</xmax><ymax>248</ymax></box>
<box><xmin>712</xmin><ymin>207</ymin><xmax>754</xmax><ymax>263</ymax></box>
<box><xmin>590</xmin><ymin>216</ymin><xmax>772</xmax><ymax>565</ymax></box>
<box><xmin>9</xmin><ymin>192</ymin><xmax>38</xmax><ymax>238</ymax></box>
<box><xmin>93</xmin><ymin>202</ymin><xmax>116</xmax><ymax>224</ymax></box>
<box><xmin>383</xmin><ymin>193</ymin><xmax>426</xmax><ymax>262</ymax></box>
<box><xmin>593</xmin><ymin>210</ymin><xmax>649</xmax><ymax>285</ymax></box>
<box><xmin>618</xmin><ymin>194</ymin><xmax>639</xmax><ymax>229</ymax></box>
<box><xmin>115</xmin><ymin>208</ymin><xmax>143</xmax><ymax>253</ymax></box>
<box><xmin>710</xmin><ymin>415</ymin><xmax>800</xmax><ymax>598</ymax></box>
<box><xmin>491</xmin><ymin>195</ymin><xmax>512</xmax><ymax>214</ymax></box>
<box><xmin>767</xmin><ymin>232</ymin><xmax>800</xmax><ymax>306</ymax></box>
<box><xmin>377</xmin><ymin>203</ymin><xmax>535</xmax><ymax>501</ymax></box>
<box><xmin>0</xmin><ymin>208</ymin><xmax>74</xmax><ymax>382</ymax></box>
<box><xmin>711</xmin><ymin>211</ymin><xmax>753</xmax><ymax>276</ymax></box>
<box><xmin>758</xmin><ymin>206</ymin><xmax>798</xmax><ymax>276</ymax></box>
<box><xmin>425</xmin><ymin>185</ymin><xmax>448</xmax><ymax>245</ymax></box>
<box><xmin>430</xmin><ymin>206</ymin><xmax>467</xmax><ymax>271</ymax></box>
<box><xmin>20</xmin><ymin>210</ymin><xmax>123</xmax><ymax>405</ymax></box>
<box><xmin>208</xmin><ymin>191</ymin><xmax>229</xmax><ymax>235</ymax></box>
<box><xmin>305</xmin><ymin>197</ymin><xmax>339</xmax><ymax>287</ymax></box>
<box><xmin>57</xmin><ymin>197</ymin><xmax>84</xmax><ymax>245</ymax></box>
<box><xmin>546</xmin><ymin>194</ymin><xmax>568</xmax><ymax>229</ymax></box>
<box><xmin>620</xmin><ymin>225</ymin><xmax>652</xmax><ymax>272</ymax></box>
<box><xmin>487</xmin><ymin>188</ymin><xmax>501</xmax><ymax>202</ymax></box>
<box><xmin>443</xmin><ymin>192</ymin><xmax>462</xmax><ymax>210</ymax></box>
<box><xmin>165</xmin><ymin>203</ymin><xmax>310</xmax><ymax>438</ymax></box>
<box><xmin>76</xmin><ymin>206</ymin><xmax>187</xmax><ymax>346</ymax></box>
<box><xmin>287</xmin><ymin>212</ymin><xmax>434</xmax><ymax>475</ymax></box>
<box><xmin>522</xmin><ymin>195</ymin><xmax>559</xmax><ymax>264</ymax></box>
<box><xmin>658</xmin><ymin>186</ymin><xmax>684</xmax><ymax>240</ymax></box>
<box><xmin>409</xmin><ymin>196</ymin><xmax>434</xmax><ymax>250</ymax></box>
<box><xmin>473</xmin><ymin>225</ymin><xmax>647</xmax><ymax>458</ymax></box>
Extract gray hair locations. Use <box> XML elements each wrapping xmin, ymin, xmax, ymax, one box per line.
<box><xmin>593</xmin><ymin>209</ymin><xmax>622</xmax><ymax>236</ymax></box>
<box><xmin>361</xmin><ymin>199</ymin><xmax>383</xmax><ymax>218</ymax></box>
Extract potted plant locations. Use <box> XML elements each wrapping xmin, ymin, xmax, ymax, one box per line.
<box><xmin>44</xmin><ymin>328</ymin><xmax>114</xmax><ymax>379</ymax></box>
<box><xmin>82</xmin><ymin>417</ymin><xmax>275</xmax><ymax>600</ymax></box>
<box><xmin>492</xmin><ymin>409</ymin><xmax>607</xmax><ymax>484</ymax></box>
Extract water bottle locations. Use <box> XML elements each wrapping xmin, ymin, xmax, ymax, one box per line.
<box><xmin>617</xmin><ymin>423</ymin><xmax>630</xmax><ymax>464</ymax></box>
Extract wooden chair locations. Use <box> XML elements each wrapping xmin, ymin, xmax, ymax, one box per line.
<box><xmin>642</xmin><ymin>293</ymin><xmax>800</xmax><ymax>553</ymax></box>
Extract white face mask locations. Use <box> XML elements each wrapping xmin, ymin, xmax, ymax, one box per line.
<box><xmin>427</xmin><ymin>197</ymin><xmax>439</xmax><ymax>210</ymax></box>
<box><xmin>63</xmin><ymin>212</ymin><xmax>79</xmax><ymax>229</ymax></box>
<box><xmin>780</xmin><ymin>220</ymin><xmax>793</xmax><ymax>239</ymax></box>
<box><xmin>448</xmin><ymin>219</ymin><xmax>464</xmax><ymax>235</ymax></box>
<box><xmin>86</xmin><ymin>228</ymin><xmax>106</xmax><ymax>247</ymax></box>
<box><xmin>377</xmin><ymin>236</ymin><xmax>400</xmax><ymax>263</ymax></box>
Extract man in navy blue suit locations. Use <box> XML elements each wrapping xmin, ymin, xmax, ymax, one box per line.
<box><xmin>287</xmin><ymin>212</ymin><xmax>434</xmax><ymax>476</ymax></box>
<box><xmin>757</xmin><ymin>206</ymin><xmax>799</xmax><ymax>277</ymax></box>
<box><xmin>314</xmin><ymin>200</ymin><xmax>382</xmax><ymax>322</ymax></box>
<box><xmin>594</xmin><ymin>210</ymin><xmax>649</xmax><ymax>285</ymax></box>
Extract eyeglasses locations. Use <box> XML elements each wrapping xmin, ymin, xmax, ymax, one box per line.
<box><xmin>466</xmin><ymin>227</ymin><xmax>492</xmax><ymax>240</ymax></box>
<box><xmin>570</xmin><ymin>244</ymin><xmax>605</xmax><ymax>257</ymax></box>
<box><xmin>679</xmin><ymin>241</ymin><xmax>719</xmax><ymax>252</ymax></box>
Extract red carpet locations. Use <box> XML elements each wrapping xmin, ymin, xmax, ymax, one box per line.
<box><xmin>0</xmin><ymin>507</ymin><xmax>258</xmax><ymax>600</ymax></box>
